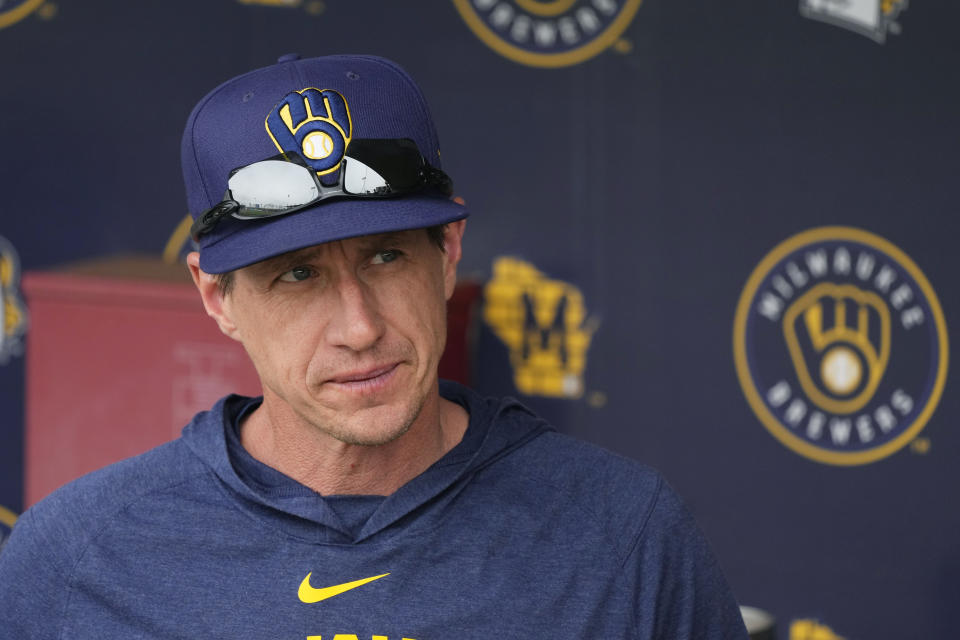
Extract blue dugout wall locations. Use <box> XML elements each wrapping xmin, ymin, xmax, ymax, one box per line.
<box><xmin>1</xmin><ymin>1</ymin><xmax>957</xmax><ymax>638</ymax></box>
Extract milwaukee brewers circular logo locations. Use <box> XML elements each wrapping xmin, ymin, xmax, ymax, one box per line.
<box><xmin>733</xmin><ymin>227</ymin><xmax>948</xmax><ymax>466</ymax></box>
<box><xmin>453</xmin><ymin>0</ymin><xmax>643</xmax><ymax>67</ymax></box>
<box><xmin>0</xmin><ymin>0</ymin><xmax>45</xmax><ymax>29</ymax></box>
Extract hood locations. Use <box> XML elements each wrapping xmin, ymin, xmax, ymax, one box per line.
<box><xmin>179</xmin><ymin>380</ymin><xmax>552</xmax><ymax>545</ymax></box>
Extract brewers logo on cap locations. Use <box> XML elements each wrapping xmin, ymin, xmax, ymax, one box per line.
<box><xmin>733</xmin><ymin>227</ymin><xmax>948</xmax><ymax>466</ymax></box>
<box><xmin>265</xmin><ymin>88</ymin><xmax>353</xmax><ymax>180</ymax></box>
<box><xmin>453</xmin><ymin>0</ymin><xmax>644</xmax><ymax>67</ymax></box>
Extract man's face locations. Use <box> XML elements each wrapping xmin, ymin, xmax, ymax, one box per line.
<box><xmin>209</xmin><ymin>224</ymin><xmax>464</xmax><ymax>446</ymax></box>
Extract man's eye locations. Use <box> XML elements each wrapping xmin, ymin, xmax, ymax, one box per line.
<box><xmin>278</xmin><ymin>267</ymin><xmax>315</xmax><ymax>282</ymax></box>
<box><xmin>371</xmin><ymin>249</ymin><xmax>401</xmax><ymax>265</ymax></box>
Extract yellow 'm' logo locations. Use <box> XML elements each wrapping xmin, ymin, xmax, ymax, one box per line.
<box><xmin>484</xmin><ymin>257</ymin><xmax>595</xmax><ymax>398</ymax></box>
<box><xmin>783</xmin><ymin>282</ymin><xmax>890</xmax><ymax>414</ymax></box>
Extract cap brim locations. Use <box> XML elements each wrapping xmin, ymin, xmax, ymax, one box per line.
<box><xmin>197</xmin><ymin>195</ymin><xmax>468</xmax><ymax>274</ymax></box>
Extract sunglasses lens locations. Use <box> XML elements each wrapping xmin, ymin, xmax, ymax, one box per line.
<box><xmin>343</xmin><ymin>139</ymin><xmax>424</xmax><ymax>195</ymax></box>
<box><xmin>228</xmin><ymin>160</ymin><xmax>319</xmax><ymax>216</ymax></box>
<box><xmin>342</xmin><ymin>158</ymin><xmax>390</xmax><ymax>195</ymax></box>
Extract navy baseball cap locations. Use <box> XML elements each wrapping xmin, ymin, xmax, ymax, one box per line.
<box><xmin>181</xmin><ymin>54</ymin><xmax>468</xmax><ymax>274</ymax></box>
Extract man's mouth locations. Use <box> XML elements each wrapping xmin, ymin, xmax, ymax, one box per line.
<box><xmin>326</xmin><ymin>363</ymin><xmax>401</xmax><ymax>393</ymax></box>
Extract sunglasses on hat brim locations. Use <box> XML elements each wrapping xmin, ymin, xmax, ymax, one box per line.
<box><xmin>190</xmin><ymin>138</ymin><xmax>453</xmax><ymax>241</ymax></box>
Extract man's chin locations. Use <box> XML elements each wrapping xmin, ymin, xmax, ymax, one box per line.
<box><xmin>334</xmin><ymin>427</ymin><xmax>412</xmax><ymax>447</ymax></box>
<box><xmin>319</xmin><ymin>402</ymin><xmax>422</xmax><ymax>447</ymax></box>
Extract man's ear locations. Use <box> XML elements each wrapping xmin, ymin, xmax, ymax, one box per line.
<box><xmin>186</xmin><ymin>252</ymin><xmax>241</xmax><ymax>341</ymax></box>
<box><xmin>442</xmin><ymin>219</ymin><xmax>467</xmax><ymax>300</ymax></box>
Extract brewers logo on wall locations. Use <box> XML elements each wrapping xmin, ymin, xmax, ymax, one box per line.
<box><xmin>799</xmin><ymin>0</ymin><xmax>908</xmax><ymax>43</ymax></box>
<box><xmin>453</xmin><ymin>0</ymin><xmax>644</xmax><ymax>67</ymax></box>
<box><xmin>484</xmin><ymin>257</ymin><xmax>596</xmax><ymax>398</ymax></box>
<box><xmin>734</xmin><ymin>227</ymin><xmax>947</xmax><ymax>466</ymax></box>
<box><xmin>0</xmin><ymin>236</ymin><xmax>28</xmax><ymax>364</ymax></box>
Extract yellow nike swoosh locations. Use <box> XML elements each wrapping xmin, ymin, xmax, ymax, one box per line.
<box><xmin>298</xmin><ymin>572</ymin><xmax>390</xmax><ymax>604</ymax></box>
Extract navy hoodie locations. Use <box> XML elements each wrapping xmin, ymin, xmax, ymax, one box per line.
<box><xmin>0</xmin><ymin>382</ymin><xmax>748</xmax><ymax>639</ymax></box>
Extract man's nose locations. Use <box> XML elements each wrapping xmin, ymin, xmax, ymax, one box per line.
<box><xmin>325</xmin><ymin>271</ymin><xmax>386</xmax><ymax>351</ymax></box>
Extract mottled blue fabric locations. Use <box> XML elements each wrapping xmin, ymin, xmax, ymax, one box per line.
<box><xmin>0</xmin><ymin>382</ymin><xmax>748</xmax><ymax>639</ymax></box>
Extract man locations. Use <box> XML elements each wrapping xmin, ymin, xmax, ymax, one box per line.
<box><xmin>0</xmin><ymin>54</ymin><xmax>749</xmax><ymax>638</ymax></box>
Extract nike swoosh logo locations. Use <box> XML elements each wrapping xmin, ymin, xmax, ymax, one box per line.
<box><xmin>298</xmin><ymin>572</ymin><xmax>390</xmax><ymax>604</ymax></box>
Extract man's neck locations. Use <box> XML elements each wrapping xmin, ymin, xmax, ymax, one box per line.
<box><xmin>238</xmin><ymin>394</ymin><xmax>469</xmax><ymax>496</ymax></box>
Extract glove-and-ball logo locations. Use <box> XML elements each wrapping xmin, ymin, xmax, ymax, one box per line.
<box><xmin>734</xmin><ymin>227</ymin><xmax>948</xmax><ymax>466</ymax></box>
<box><xmin>265</xmin><ymin>88</ymin><xmax>353</xmax><ymax>184</ymax></box>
